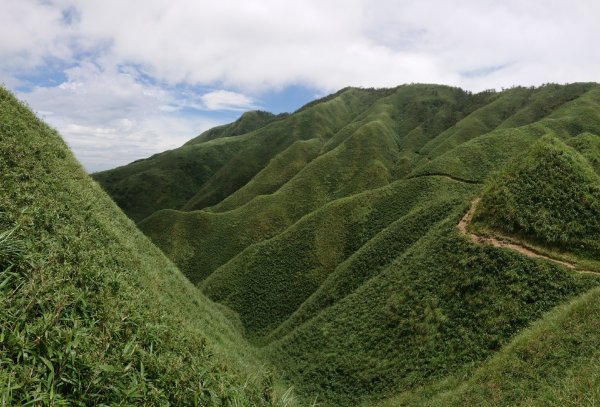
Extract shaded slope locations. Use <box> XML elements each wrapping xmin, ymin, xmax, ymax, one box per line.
<box><xmin>567</xmin><ymin>131</ymin><xmax>600</xmax><ymax>174</ymax></box>
<box><xmin>92</xmin><ymin>136</ymin><xmax>252</xmax><ymax>222</ymax></box>
<box><xmin>426</xmin><ymin>286</ymin><xmax>600</xmax><ymax>407</ymax></box>
<box><xmin>371</xmin><ymin>287</ymin><xmax>600</xmax><ymax>406</ymax></box>
<box><xmin>0</xmin><ymin>88</ymin><xmax>280</xmax><ymax>405</ymax></box>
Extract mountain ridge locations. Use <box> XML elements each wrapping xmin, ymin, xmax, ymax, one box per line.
<box><xmin>92</xmin><ymin>82</ymin><xmax>600</xmax><ymax>405</ymax></box>
<box><xmin>3</xmin><ymin>83</ymin><xmax>600</xmax><ymax>405</ymax></box>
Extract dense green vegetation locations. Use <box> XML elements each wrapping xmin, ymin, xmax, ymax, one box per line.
<box><xmin>372</xmin><ymin>285</ymin><xmax>600</xmax><ymax>406</ymax></box>
<box><xmin>267</xmin><ymin>213</ymin><xmax>597</xmax><ymax>405</ymax></box>
<box><xmin>138</xmin><ymin>85</ymin><xmax>495</xmax><ymax>284</ymax></box>
<box><xmin>472</xmin><ymin>135</ymin><xmax>600</xmax><ymax>260</ymax></box>
<box><xmin>0</xmin><ymin>88</ymin><xmax>285</xmax><ymax>405</ymax></box>
<box><xmin>7</xmin><ymin>82</ymin><xmax>600</xmax><ymax>406</ymax></box>
<box><xmin>94</xmin><ymin>88</ymin><xmax>389</xmax><ymax>221</ymax></box>
<box><xmin>201</xmin><ymin>176</ymin><xmax>474</xmax><ymax>338</ymax></box>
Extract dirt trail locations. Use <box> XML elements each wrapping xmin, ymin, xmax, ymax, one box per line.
<box><xmin>458</xmin><ymin>198</ymin><xmax>600</xmax><ymax>276</ymax></box>
<box><xmin>408</xmin><ymin>173</ymin><xmax>482</xmax><ymax>185</ymax></box>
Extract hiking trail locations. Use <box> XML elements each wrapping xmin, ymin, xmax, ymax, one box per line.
<box><xmin>458</xmin><ymin>198</ymin><xmax>600</xmax><ymax>276</ymax></box>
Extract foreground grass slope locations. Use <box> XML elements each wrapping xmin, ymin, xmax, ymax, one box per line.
<box><xmin>0</xmin><ymin>88</ymin><xmax>281</xmax><ymax>405</ymax></box>
<box><xmin>425</xmin><ymin>285</ymin><xmax>600</xmax><ymax>407</ymax></box>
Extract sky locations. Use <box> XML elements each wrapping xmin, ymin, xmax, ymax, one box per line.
<box><xmin>1</xmin><ymin>0</ymin><xmax>599</xmax><ymax>172</ymax></box>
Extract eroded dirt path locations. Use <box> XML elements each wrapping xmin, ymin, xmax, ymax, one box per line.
<box><xmin>458</xmin><ymin>198</ymin><xmax>600</xmax><ymax>276</ymax></box>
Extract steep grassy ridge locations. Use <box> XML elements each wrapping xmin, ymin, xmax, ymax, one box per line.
<box><xmin>419</xmin><ymin>83</ymin><xmax>593</xmax><ymax>160</ymax></box>
<box><xmin>472</xmin><ymin>135</ymin><xmax>600</xmax><ymax>261</ymax></box>
<box><xmin>211</xmin><ymin>138</ymin><xmax>323</xmax><ymax>212</ymax></box>
<box><xmin>424</xmin><ymin>286</ymin><xmax>600</xmax><ymax>406</ymax></box>
<box><xmin>267</xmin><ymin>193</ymin><xmax>462</xmax><ymax>342</ymax></box>
<box><xmin>373</xmin><ymin>285</ymin><xmax>600</xmax><ymax>406</ymax></box>
<box><xmin>0</xmin><ymin>88</ymin><xmax>282</xmax><ymax>405</ymax></box>
<box><xmin>410</xmin><ymin>84</ymin><xmax>600</xmax><ymax>183</ymax></box>
<box><xmin>179</xmin><ymin>88</ymin><xmax>394</xmax><ymax>212</ymax></box>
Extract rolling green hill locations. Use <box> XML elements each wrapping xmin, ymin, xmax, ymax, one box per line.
<box><xmin>7</xmin><ymin>82</ymin><xmax>600</xmax><ymax>406</ymax></box>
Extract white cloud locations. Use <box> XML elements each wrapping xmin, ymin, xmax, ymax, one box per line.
<box><xmin>2</xmin><ymin>0</ymin><xmax>600</xmax><ymax>170</ymax></box>
<box><xmin>19</xmin><ymin>62</ymin><xmax>222</xmax><ymax>172</ymax></box>
<box><xmin>47</xmin><ymin>0</ymin><xmax>600</xmax><ymax>91</ymax></box>
<box><xmin>0</xmin><ymin>0</ymin><xmax>73</xmax><ymax>70</ymax></box>
<box><xmin>3</xmin><ymin>0</ymin><xmax>600</xmax><ymax>91</ymax></box>
<box><xmin>200</xmin><ymin>90</ymin><xmax>256</xmax><ymax>111</ymax></box>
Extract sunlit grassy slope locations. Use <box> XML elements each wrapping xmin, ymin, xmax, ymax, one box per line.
<box><xmin>0</xmin><ymin>88</ymin><xmax>287</xmax><ymax>405</ymax></box>
<box><xmin>472</xmin><ymin>135</ymin><xmax>600</xmax><ymax>261</ymax></box>
<box><xmin>59</xmin><ymin>83</ymin><xmax>600</xmax><ymax>405</ymax></box>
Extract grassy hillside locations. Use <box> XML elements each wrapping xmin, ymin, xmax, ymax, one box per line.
<box><xmin>201</xmin><ymin>176</ymin><xmax>474</xmax><ymax>338</ymax></box>
<box><xmin>94</xmin><ymin>87</ymin><xmax>387</xmax><ymax>221</ymax></box>
<box><xmin>265</xmin><ymin>207</ymin><xmax>598</xmax><ymax>405</ymax></box>
<box><xmin>0</xmin><ymin>88</ymin><xmax>284</xmax><ymax>405</ymax></box>
<box><xmin>140</xmin><ymin>85</ymin><xmax>487</xmax><ymax>284</ymax></box>
<box><xmin>424</xmin><ymin>285</ymin><xmax>600</xmax><ymax>407</ymax></box>
<box><xmin>92</xmin><ymin>137</ymin><xmax>252</xmax><ymax>222</ymax></box>
<box><xmin>17</xmin><ymin>82</ymin><xmax>600</xmax><ymax>406</ymax></box>
<box><xmin>372</xmin><ymin>285</ymin><xmax>600</xmax><ymax>406</ymax></box>
<box><xmin>471</xmin><ymin>135</ymin><xmax>600</xmax><ymax>262</ymax></box>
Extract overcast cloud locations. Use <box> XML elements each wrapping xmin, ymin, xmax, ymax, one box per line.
<box><xmin>1</xmin><ymin>0</ymin><xmax>599</xmax><ymax>171</ymax></box>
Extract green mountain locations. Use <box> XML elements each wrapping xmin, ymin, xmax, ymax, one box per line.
<box><xmin>4</xmin><ymin>82</ymin><xmax>600</xmax><ymax>406</ymax></box>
